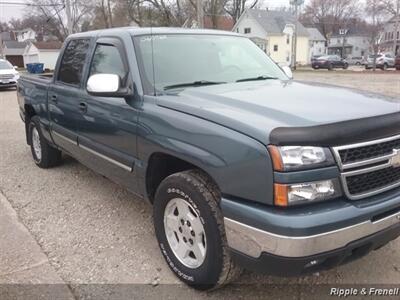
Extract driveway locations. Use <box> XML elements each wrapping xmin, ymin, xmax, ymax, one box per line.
<box><xmin>0</xmin><ymin>73</ymin><xmax>399</xmax><ymax>299</ymax></box>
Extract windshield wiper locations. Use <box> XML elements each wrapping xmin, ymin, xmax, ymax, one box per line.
<box><xmin>163</xmin><ymin>80</ymin><xmax>226</xmax><ymax>91</ymax></box>
<box><xmin>236</xmin><ymin>75</ymin><xmax>278</xmax><ymax>83</ymax></box>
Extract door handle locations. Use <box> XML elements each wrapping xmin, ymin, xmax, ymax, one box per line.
<box><xmin>51</xmin><ymin>95</ymin><xmax>57</xmax><ymax>103</ymax></box>
<box><xmin>79</xmin><ymin>102</ymin><xmax>87</xmax><ymax>113</ymax></box>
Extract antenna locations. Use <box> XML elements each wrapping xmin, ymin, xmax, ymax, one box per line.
<box><xmin>150</xmin><ymin>27</ymin><xmax>156</xmax><ymax>96</ymax></box>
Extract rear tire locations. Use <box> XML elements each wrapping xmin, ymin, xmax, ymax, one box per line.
<box><xmin>328</xmin><ymin>63</ymin><xmax>333</xmax><ymax>71</ymax></box>
<box><xmin>343</xmin><ymin>63</ymin><xmax>349</xmax><ymax>69</ymax></box>
<box><xmin>28</xmin><ymin>116</ymin><xmax>62</xmax><ymax>168</ymax></box>
<box><xmin>153</xmin><ymin>169</ymin><xmax>241</xmax><ymax>290</ymax></box>
<box><xmin>381</xmin><ymin>63</ymin><xmax>388</xmax><ymax>71</ymax></box>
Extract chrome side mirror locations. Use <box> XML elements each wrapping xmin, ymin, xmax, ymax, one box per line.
<box><xmin>282</xmin><ymin>66</ymin><xmax>293</xmax><ymax>79</ymax></box>
<box><xmin>87</xmin><ymin>73</ymin><xmax>120</xmax><ymax>94</ymax></box>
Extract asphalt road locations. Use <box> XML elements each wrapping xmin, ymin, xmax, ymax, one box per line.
<box><xmin>0</xmin><ymin>73</ymin><xmax>399</xmax><ymax>299</ymax></box>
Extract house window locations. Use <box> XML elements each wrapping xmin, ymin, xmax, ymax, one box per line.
<box><xmin>244</xmin><ymin>28</ymin><xmax>251</xmax><ymax>34</ymax></box>
<box><xmin>286</xmin><ymin>35</ymin><xmax>290</xmax><ymax>44</ymax></box>
<box><xmin>236</xmin><ymin>28</ymin><xmax>239</xmax><ymax>33</ymax></box>
<box><xmin>274</xmin><ymin>45</ymin><xmax>278</xmax><ymax>52</ymax></box>
<box><xmin>397</xmin><ymin>31</ymin><xmax>399</xmax><ymax>40</ymax></box>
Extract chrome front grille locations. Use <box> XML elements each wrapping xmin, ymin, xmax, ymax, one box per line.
<box><xmin>333</xmin><ymin>134</ymin><xmax>400</xmax><ymax>200</ymax></box>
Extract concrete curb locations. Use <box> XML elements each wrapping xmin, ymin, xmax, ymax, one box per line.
<box><xmin>0</xmin><ymin>192</ymin><xmax>75</xmax><ymax>299</ymax></box>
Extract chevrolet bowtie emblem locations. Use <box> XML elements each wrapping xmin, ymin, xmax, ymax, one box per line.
<box><xmin>391</xmin><ymin>149</ymin><xmax>400</xmax><ymax>168</ymax></box>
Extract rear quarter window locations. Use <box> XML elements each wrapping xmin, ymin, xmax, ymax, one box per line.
<box><xmin>58</xmin><ymin>39</ymin><xmax>91</xmax><ymax>86</ymax></box>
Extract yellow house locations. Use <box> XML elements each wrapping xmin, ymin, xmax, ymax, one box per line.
<box><xmin>232</xmin><ymin>9</ymin><xmax>310</xmax><ymax>66</ymax></box>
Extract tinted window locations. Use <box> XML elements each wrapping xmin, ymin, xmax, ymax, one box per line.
<box><xmin>58</xmin><ymin>39</ymin><xmax>90</xmax><ymax>85</ymax></box>
<box><xmin>135</xmin><ymin>34</ymin><xmax>287</xmax><ymax>93</ymax></box>
<box><xmin>89</xmin><ymin>44</ymin><xmax>126</xmax><ymax>80</ymax></box>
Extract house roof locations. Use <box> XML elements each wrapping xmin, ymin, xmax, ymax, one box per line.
<box><xmin>330</xmin><ymin>27</ymin><xmax>369</xmax><ymax>38</ymax></box>
<box><xmin>2</xmin><ymin>41</ymin><xmax>28</xmax><ymax>55</ymax></box>
<box><xmin>306</xmin><ymin>27</ymin><xmax>326</xmax><ymax>41</ymax></box>
<box><xmin>33</xmin><ymin>41</ymin><xmax>62</xmax><ymax>50</ymax></box>
<box><xmin>246</xmin><ymin>9</ymin><xmax>309</xmax><ymax>36</ymax></box>
<box><xmin>4</xmin><ymin>40</ymin><xmax>28</xmax><ymax>49</ymax></box>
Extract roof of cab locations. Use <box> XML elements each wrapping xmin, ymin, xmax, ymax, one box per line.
<box><xmin>68</xmin><ymin>27</ymin><xmax>241</xmax><ymax>39</ymax></box>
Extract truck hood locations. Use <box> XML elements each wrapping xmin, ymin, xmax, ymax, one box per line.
<box><xmin>157</xmin><ymin>80</ymin><xmax>400</xmax><ymax>145</ymax></box>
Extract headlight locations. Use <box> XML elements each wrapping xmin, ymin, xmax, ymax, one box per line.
<box><xmin>268</xmin><ymin>145</ymin><xmax>334</xmax><ymax>171</ymax></box>
<box><xmin>14</xmin><ymin>73</ymin><xmax>20</xmax><ymax>80</ymax></box>
<box><xmin>274</xmin><ymin>179</ymin><xmax>342</xmax><ymax>206</ymax></box>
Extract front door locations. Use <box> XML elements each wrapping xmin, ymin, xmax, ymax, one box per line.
<box><xmin>75</xmin><ymin>38</ymin><xmax>140</xmax><ymax>193</ymax></box>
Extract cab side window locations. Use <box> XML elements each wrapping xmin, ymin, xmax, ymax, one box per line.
<box><xmin>89</xmin><ymin>44</ymin><xmax>126</xmax><ymax>82</ymax></box>
<box><xmin>58</xmin><ymin>39</ymin><xmax>90</xmax><ymax>85</ymax></box>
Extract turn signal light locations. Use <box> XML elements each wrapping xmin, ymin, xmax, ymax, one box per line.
<box><xmin>274</xmin><ymin>183</ymin><xmax>288</xmax><ymax>207</ymax></box>
<box><xmin>268</xmin><ymin>145</ymin><xmax>284</xmax><ymax>171</ymax></box>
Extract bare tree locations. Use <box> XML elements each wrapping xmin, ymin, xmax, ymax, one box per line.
<box><xmin>301</xmin><ymin>0</ymin><xmax>361</xmax><ymax>39</ymax></box>
<box><xmin>26</xmin><ymin>0</ymin><xmax>94</xmax><ymax>40</ymax></box>
<box><xmin>224</xmin><ymin>0</ymin><xmax>259</xmax><ymax>23</ymax></box>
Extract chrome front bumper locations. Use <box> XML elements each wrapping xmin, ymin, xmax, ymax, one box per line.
<box><xmin>224</xmin><ymin>210</ymin><xmax>400</xmax><ymax>258</ymax></box>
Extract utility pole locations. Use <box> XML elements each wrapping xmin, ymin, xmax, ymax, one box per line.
<box><xmin>339</xmin><ymin>28</ymin><xmax>349</xmax><ymax>58</ymax></box>
<box><xmin>65</xmin><ymin>0</ymin><xmax>73</xmax><ymax>35</ymax></box>
<box><xmin>394</xmin><ymin>0</ymin><xmax>400</xmax><ymax>55</ymax></box>
<box><xmin>196</xmin><ymin>0</ymin><xmax>204</xmax><ymax>28</ymax></box>
<box><xmin>290</xmin><ymin>0</ymin><xmax>303</xmax><ymax>70</ymax></box>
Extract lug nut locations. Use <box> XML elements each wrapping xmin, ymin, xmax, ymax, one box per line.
<box><xmin>190</xmin><ymin>230</ymin><xmax>195</xmax><ymax>236</ymax></box>
<box><xmin>183</xmin><ymin>237</ymin><xmax>187</xmax><ymax>243</ymax></box>
<box><xmin>186</xmin><ymin>221</ymin><xmax>191</xmax><ymax>227</ymax></box>
<box><xmin>180</xmin><ymin>219</ymin><xmax>184</xmax><ymax>225</ymax></box>
<box><xmin>179</xmin><ymin>227</ymin><xmax>182</xmax><ymax>233</ymax></box>
<box><xmin>189</xmin><ymin>238</ymin><xmax>194</xmax><ymax>245</ymax></box>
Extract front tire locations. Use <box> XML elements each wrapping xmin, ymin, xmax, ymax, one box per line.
<box><xmin>153</xmin><ymin>170</ymin><xmax>241</xmax><ymax>290</ymax></box>
<box><xmin>28</xmin><ymin>116</ymin><xmax>62</xmax><ymax>168</ymax></box>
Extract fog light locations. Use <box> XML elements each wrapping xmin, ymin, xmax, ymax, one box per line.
<box><xmin>305</xmin><ymin>259</ymin><xmax>324</xmax><ymax>268</ymax></box>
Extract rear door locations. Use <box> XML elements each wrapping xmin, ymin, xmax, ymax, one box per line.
<box><xmin>74</xmin><ymin>37</ymin><xmax>140</xmax><ymax>192</ymax></box>
<box><xmin>49</xmin><ymin>38</ymin><xmax>92</xmax><ymax>153</ymax></box>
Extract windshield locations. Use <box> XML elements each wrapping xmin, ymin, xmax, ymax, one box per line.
<box><xmin>0</xmin><ymin>60</ymin><xmax>13</xmax><ymax>70</ymax></box>
<box><xmin>369</xmin><ymin>54</ymin><xmax>382</xmax><ymax>58</ymax></box>
<box><xmin>134</xmin><ymin>34</ymin><xmax>288</xmax><ymax>93</ymax></box>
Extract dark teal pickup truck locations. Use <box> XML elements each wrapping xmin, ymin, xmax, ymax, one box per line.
<box><xmin>17</xmin><ymin>27</ymin><xmax>400</xmax><ymax>290</ymax></box>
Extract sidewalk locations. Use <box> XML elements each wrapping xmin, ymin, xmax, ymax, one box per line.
<box><xmin>0</xmin><ymin>192</ymin><xmax>75</xmax><ymax>299</ymax></box>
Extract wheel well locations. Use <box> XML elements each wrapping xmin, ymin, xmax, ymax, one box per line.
<box><xmin>146</xmin><ymin>153</ymin><xmax>203</xmax><ymax>203</ymax></box>
<box><xmin>24</xmin><ymin>104</ymin><xmax>36</xmax><ymax>145</ymax></box>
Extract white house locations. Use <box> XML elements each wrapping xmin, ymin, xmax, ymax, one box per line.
<box><xmin>381</xmin><ymin>16</ymin><xmax>400</xmax><ymax>55</ymax></box>
<box><xmin>328</xmin><ymin>29</ymin><xmax>370</xmax><ymax>59</ymax></box>
<box><xmin>1</xmin><ymin>40</ymin><xmax>28</xmax><ymax>67</ymax></box>
<box><xmin>15</xmin><ymin>28</ymin><xmax>36</xmax><ymax>42</ymax></box>
<box><xmin>232</xmin><ymin>9</ymin><xmax>310</xmax><ymax>66</ymax></box>
<box><xmin>23</xmin><ymin>41</ymin><xmax>62</xmax><ymax>70</ymax></box>
<box><xmin>307</xmin><ymin>27</ymin><xmax>326</xmax><ymax>61</ymax></box>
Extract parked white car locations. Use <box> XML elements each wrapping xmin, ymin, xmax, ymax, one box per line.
<box><xmin>0</xmin><ymin>59</ymin><xmax>20</xmax><ymax>88</ymax></box>
<box><xmin>365</xmin><ymin>53</ymin><xmax>396</xmax><ymax>70</ymax></box>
